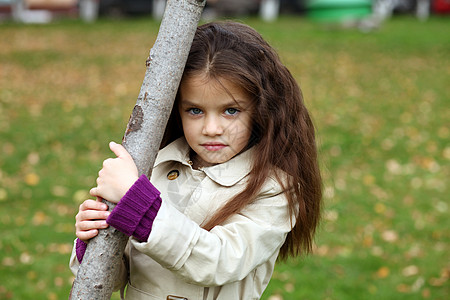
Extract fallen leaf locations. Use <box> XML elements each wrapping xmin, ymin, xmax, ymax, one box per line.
<box><xmin>20</xmin><ymin>252</ymin><xmax>33</xmax><ymax>265</ymax></box>
<box><xmin>0</xmin><ymin>188</ymin><xmax>7</xmax><ymax>202</ymax></box>
<box><xmin>57</xmin><ymin>243</ymin><xmax>73</xmax><ymax>254</ymax></box>
<box><xmin>2</xmin><ymin>257</ymin><xmax>14</xmax><ymax>267</ymax></box>
<box><xmin>315</xmin><ymin>245</ymin><xmax>329</xmax><ymax>256</ymax></box>
<box><xmin>411</xmin><ymin>277</ymin><xmax>425</xmax><ymax>292</ymax></box>
<box><xmin>27</xmin><ymin>152</ymin><xmax>40</xmax><ymax>165</ymax></box>
<box><xmin>443</xmin><ymin>147</ymin><xmax>450</xmax><ymax>160</ymax></box>
<box><xmin>402</xmin><ymin>265</ymin><xmax>419</xmax><ymax>277</ymax></box>
<box><xmin>323</xmin><ymin>209</ymin><xmax>338</xmax><ymax>222</ymax></box>
<box><xmin>51</xmin><ymin>185</ymin><xmax>67</xmax><ymax>197</ymax></box>
<box><xmin>54</xmin><ymin>277</ymin><xmax>64</xmax><ymax>287</ymax></box>
<box><xmin>24</xmin><ymin>173</ymin><xmax>40</xmax><ymax>186</ymax></box>
<box><xmin>32</xmin><ymin>211</ymin><xmax>50</xmax><ymax>226</ymax></box>
<box><xmin>374</xmin><ymin>202</ymin><xmax>386</xmax><ymax>214</ymax></box>
<box><xmin>396</xmin><ymin>283</ymin><xmax>410</xmax><ymax>293</ymax></box>
<box><xmin>386</xmin><ymin>159</ymin><xmax>402</xmax><ymax>175</ymax></box>
<box><xmin>363</xmin><ymin>174</ymin><xmax>375</xmax><ymax>186</ymax></box>
<box><xmin>284</xmin><ymin>283</ymin><xmax>294</xmax><ymax>293</ymax></box>
<box><xmin>47</xmin><ymin>292</ymin><xmax>57</xmax><ymax>300</ymax></box>
<box><xmin>27</xmin><ymin>271</ymin><xmax>37</xmax><ymax>280</ymax></box>
<box><xmin>73</xmin><ymin>190</ymin><xmax>90</xmax><ymax>203</ymax></box>
<box><xmin>382</xmin><ymin>230</ymin><xmax>398</xmax><ymax>243</ymax></box>
<box><xmin>371</xmin><ymin>246</ymin><xmax>383</xmax><ymax>256</ymax></box>
<box><xmin>3</xmin><ymin>143</ymin><xmax>15</xmax><ymax>155</ymax></box>
<box><xmin>376</xmin><ymin>266</ymin><xmax>390</xmax><ymax>279</ymax></box>
<box><xmin>422</xmin><ymin>288</ymin><xmax>431</xmax><ymax>298</ymax></box>
<box><xmin>429</xmin><ymin>276</ymin><xmax>447</xmax><ymax>287</ymax></box>
<box><xmin>363</xmin><ymin>235</ymin><xmax>373</xmax><ymax>247</ymax></box>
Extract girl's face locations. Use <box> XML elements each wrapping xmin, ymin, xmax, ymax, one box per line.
<box><xmin>179</xmin><ymin>75</ymin><xmax>253</xmax><ymax>168</ymax></box>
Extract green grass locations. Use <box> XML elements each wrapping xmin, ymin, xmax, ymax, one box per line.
<box><xmin>0</xmin><ymin>15</ymin><xmax>449</xmax><ymax>299</ymax></box>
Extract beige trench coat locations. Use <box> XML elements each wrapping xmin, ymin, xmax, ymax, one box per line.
<box><xmin>70</xmin><ymin>138</ymin><xmax>293</xmax><ymax>299</ymax></box>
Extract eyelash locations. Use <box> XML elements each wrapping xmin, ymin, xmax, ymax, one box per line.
<box><xmin>187</xmin><ymin>108</ymin><xmax>202</xmax><ymax>115</ymax></box>
<box><xmin>225</xmin><ymin>108</ymin><xmax>239</xmax><ymax>115</ymax></box>
<box><xmin>186</xmin><ymin>108</ymin><xmax>240</xmax><ymax>116</ymax></box>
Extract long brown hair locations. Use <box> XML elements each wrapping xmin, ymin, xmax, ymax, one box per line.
<box><xmin>161</xmin><ymin>21</ymin><xmax>322</xmax><ymax>259</ymax></box>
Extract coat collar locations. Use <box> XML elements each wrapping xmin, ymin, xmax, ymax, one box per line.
<box><xmin>154</xmin><ymin>137</ymin><xmax>254</xmax><ymax>187</ymax></box>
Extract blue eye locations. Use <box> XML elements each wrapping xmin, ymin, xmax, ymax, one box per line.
<box><xmin>225</xmin><ymin>108</ymin><xmax>239</xmax><ymax>116</ymax></box>
<box><xmin>188</xmin><ymin>108</ymin><xmax>203</xmax><ymax>115</ymax></box>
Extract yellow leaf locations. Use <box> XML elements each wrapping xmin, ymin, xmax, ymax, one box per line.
<box><xmin>443</xmin><ymin>147</ymin><xmax>450</xmax><ymax>160</ymax></box>
<box><xmin>363</xmin><ymin>174</ymin><xmax>375</xmax><ymax>186</ymax></box>
<box><xmin>33</xmin><ymin>211</ymin><xmax>49</xmax><ymax>226</ymax></box>
<box><xmin>57</xmin><ymin>243</ymin><xmax>73</xmax><ymax>254</ymax></box>
<box><xmin>363</xmin><ymin>236</ymin><xmax>373</xmax><ymax>247</ymax></box>
<box><xmin>73</xmin><ymin>190</ymin><xmax>90</xmax><ymax>203</ymax></box>
<box><xmin>54</xmin><ymin>277</ymin><xmax>64</xmax><ymax>287</ymax></box>
<box><xmin>376</xmin><ymin>266</ymin><xmax>390</xmax><ymax>279</ymax></box>
<box><xmin>374</xmin><ymin>202</ymin><xmax>386</xmax><ymax>214</ymax></box>
<box><xmin>47</xmin><ymin>292</ymin><xmax>58</xmax><ymax>300</ymax></box>
<box><xmin>0</xmin><ymin>188</ymin><xmax>7</xmax><ymax>202</ymax></box>
<box><xmin>2</xmin><ymin>257</ymin><xmax>14</xmax><ymax>267</ymax></box>
<box><xmin>27</xmin><ymin>271</ymin><xmax>37</xmax><ymax>280</ymax></box>
<box><xmin>323</xmin><ymin>209</ymin><xmax>338</xmax><ymax>222</ymax></box>
<box><xmin>396</xmin><ymin>283</ymin><xmax>410</xmax><ymax>293</ymax></box>
<box><xmin>25</xmin><ymin>173</ymin><xmax>40</xmax><ymax>186</ymax></box>
<box><xmin>51</xmin><ymin>185</ymin><xmax>67</xmax><ymax>197</ymax></box>
<box><xmin>284</xmin><ymin>283</ymin><xmax>294</xmax><ymax>293</ymax></box>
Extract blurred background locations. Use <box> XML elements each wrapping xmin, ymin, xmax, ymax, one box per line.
<box><xmin>1</xmin><ymin>0</ymin><xmax>450</xmax><ymax>24</ymax></box>
<box><xmin>0</xmin><ymin>0</ymin><xmax>449</xmax><ymax>299</ymax></box>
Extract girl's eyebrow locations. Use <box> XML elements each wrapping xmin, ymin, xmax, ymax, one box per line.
<box><xmin>180</xmin><ymin>99</ymin><xmax>249</xmax><ymax>109</ymax></box>
<box><xmin>179</xmin><ymin>99</ymin><xmax>199</xmax><ymax>107</ymax></box>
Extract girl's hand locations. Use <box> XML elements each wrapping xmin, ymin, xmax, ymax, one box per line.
<box><xmin>75</xmin><ymin>198</ymin><xmax>110</xmax><ymax>242</ymax></box>
<box><xmin>90</xmin><ymin>141</ymin><xmax>139</xmax><ymax>203</ymax></box>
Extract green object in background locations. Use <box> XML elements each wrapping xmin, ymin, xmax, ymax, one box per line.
<box><xmin>306</xmin><ymin>0</ymin><xmax>372</xmax><ymax>21</ymax></box>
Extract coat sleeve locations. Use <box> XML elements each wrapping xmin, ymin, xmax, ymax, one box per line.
<box><xmin>130</xmin><ymin>181</ymin><xmax>293</xmax><ymax>286</ymax></box>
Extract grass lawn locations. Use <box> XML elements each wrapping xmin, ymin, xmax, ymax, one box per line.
<box><xmin>0</xmin><ymin>14</ymin><xmax>448</xmax><ymax>300</ymax></box>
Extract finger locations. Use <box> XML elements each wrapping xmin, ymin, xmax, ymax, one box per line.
<box><xmin>109</xmin><ymin>141</ymin><xmax>131</xmax><ymax>159</ymax></box>
<box><xmin>79</xmin><ymin>199</ymin><xmax>97</xmax><ymax>212</ymax></box>
<box><xmin>80</xmin><ymin>198</ymin><xmax>108</xmax><ymax>211</ymax></box>
<box><xmin>102</xmin><ymin>158</ymin><xmax>113</xmax><ymax>168</ymax></box>
<box><xmin>77</xmin><ymin>229</ymin><xmax>99</xmax><ymax>242</ymax></box>
<box><xmin>90</xmin><ymin>187</ymin><xmax>100</xmax><ymax>197</ymax></box>
<box><xmin>77</xmin><ymin>219</ymin><xmax>109</xmax><ymax>231</ymax></box>
<box><xmin>77</xmin><ymin>209</ymin><xmax>110</xmax><ymax>222</ymax></box>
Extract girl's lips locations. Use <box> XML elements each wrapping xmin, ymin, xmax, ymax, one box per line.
<box><xmin>201</xmin><ymin>143</ymin><xmax>227</xmax><ymax>151</ymax></box>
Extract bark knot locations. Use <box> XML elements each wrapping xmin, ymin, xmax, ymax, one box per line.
<box><xmin>125</xmin><ymin>105</ymin><xmax>144</xmax><ymax>136</ymax></box>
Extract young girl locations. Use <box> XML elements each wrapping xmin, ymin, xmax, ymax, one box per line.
<box><xmin>70</xmin><ymin>21</ymin><xmax>322</xmax><ymax>299</ymax></box>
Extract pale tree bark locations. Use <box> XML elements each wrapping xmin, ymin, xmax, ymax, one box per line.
<box><xmin>69</xmin><ymin>0</ymin><xmax>206</xmax><ymax>299</ymax></box>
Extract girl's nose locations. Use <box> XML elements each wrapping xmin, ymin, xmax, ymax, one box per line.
<box><xmin>202</xmin><ymin>115</ymin><xmax>224</xmax><ymax>136</ymax></box>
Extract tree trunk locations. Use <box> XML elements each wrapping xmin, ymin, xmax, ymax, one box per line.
<box><xmin>69</xmin><ymin>1</ymin><xmax>205</xmax><ymax>299</ymax></box>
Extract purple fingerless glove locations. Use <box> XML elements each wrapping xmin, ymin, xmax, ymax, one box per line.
<box><xmin>106</xmin><ymin>174</ymin><xmax>162</xmax><ymax>241</ymax></box>
<box><xmin>76</xmin><ymin>238</ymin><xmax>87</xmax><ymax>263</ymax></box>
<box><xmin>75</xmin><ymin>174</ymin><xmax>162</xmax><ymax>263</ymax></box>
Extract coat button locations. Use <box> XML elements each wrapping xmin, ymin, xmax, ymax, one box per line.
<box><xmin>167</xmin><ymin>170</ymin><xmax>179</xmax><ymax>180</ymax></box>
